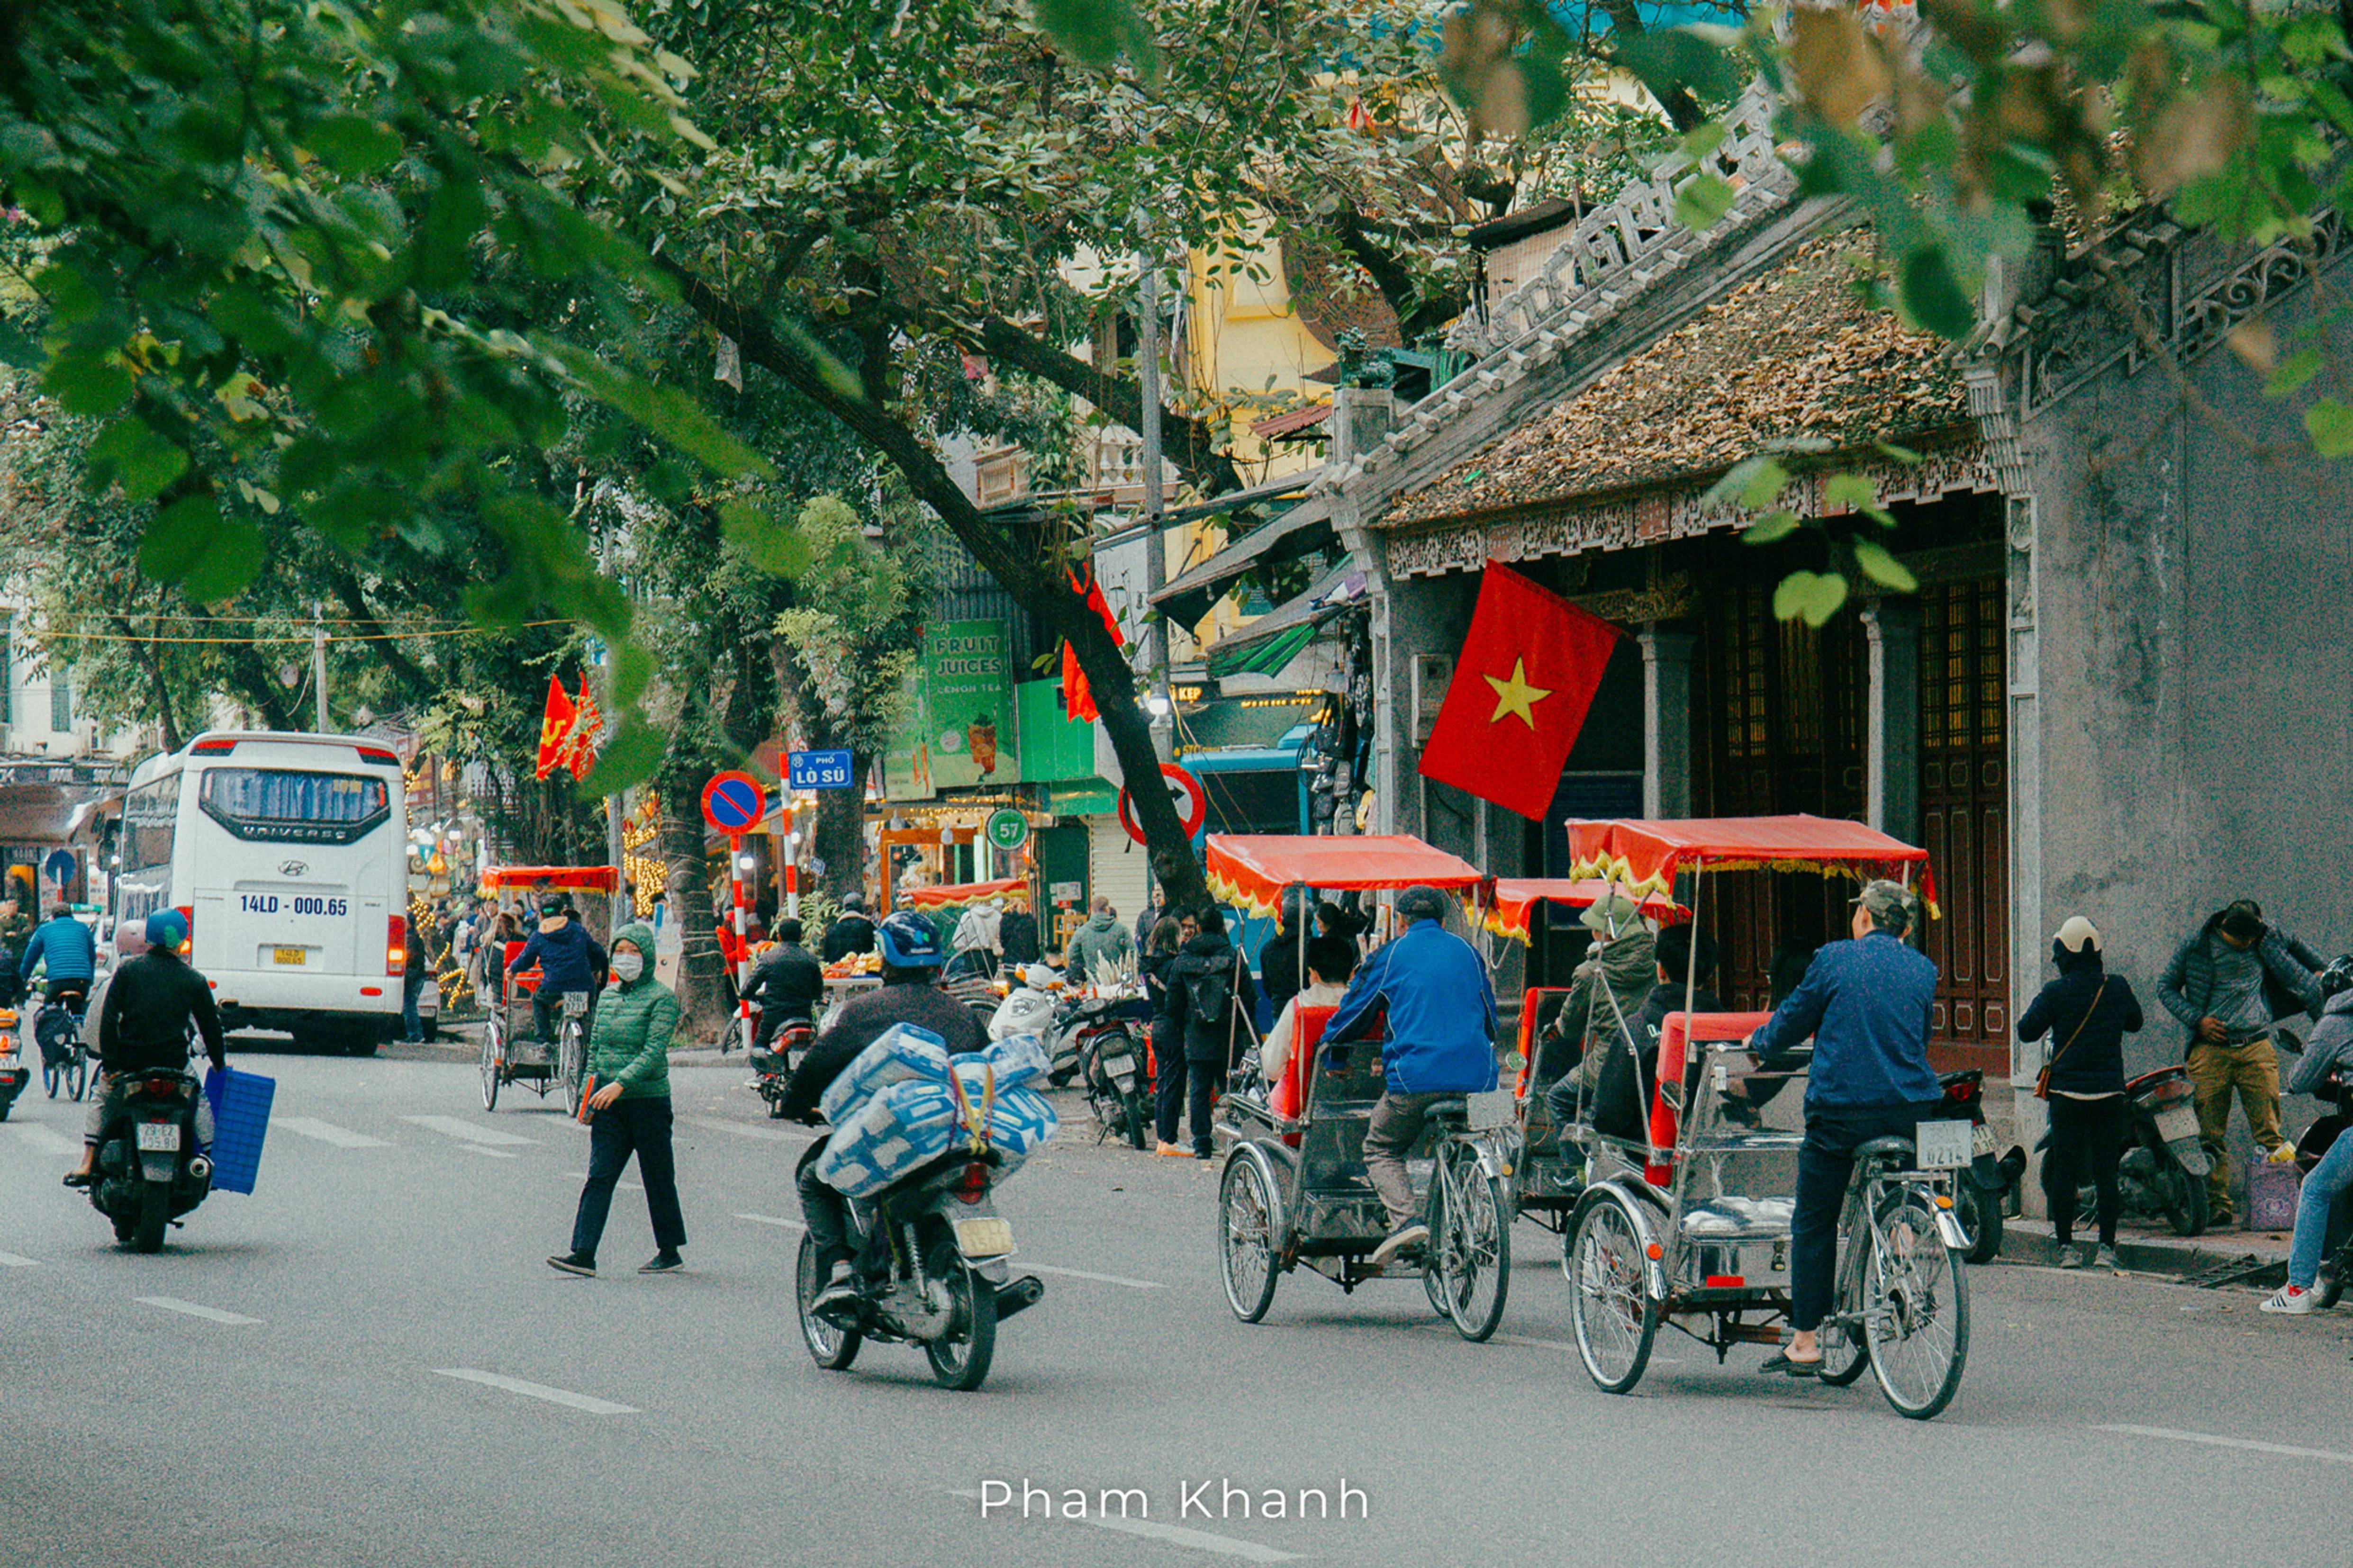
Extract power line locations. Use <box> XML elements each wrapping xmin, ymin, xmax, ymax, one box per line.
<box><xmin>28</xmin><ymin>620</ymin><xmax>571</xmax><ymax>646</ymax></box>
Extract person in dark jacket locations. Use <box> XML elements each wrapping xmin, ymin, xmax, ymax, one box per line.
<box><xmin>1577</xmin><ymin>924</ymin><xmax>1722</xmax><ymax>1144</ymax></box>
<box><xmin>784</xmin><ymin>910</ymin><xmax>986</xmax><ymax>1314</ymax></box>
<box><xmin>998</xmin><ymin>902</ymin><xmax>1041</xmax><ymax>966</ymax></box>
<box><xmin>742</xmin><ymin>918</ymin><xmax>826</xmax><ymax>1054</ymax></box>
<box><xmin>1145</xmin><ymin>911</ymin><xmax>1196</xmax><ymax>1156</ymax></box>
<box><xmin>1258</xmin><ymin>891</ymin><xmax>1312</xmax><ymax>1023</ymax></box>
<box><xmin>2019</xmin><ymin>916</ymin><xmax>2144</xmax><ymax>1269</ymax></box>
<box><xmin>1750</xmin><ymin>880</ymin><xmax>1943</xmax><ymax>1376</ymax></box>
<box><xmin>1160</xmin><ymin>909</ymin><xmax>1261</xmax><ymax>1161</ymax></box>
<box><xmin>65</xmin><ymin>909</ymin><xmax>225</xmax><ymax>1186</ymax></box>
<box><xmin>507</xmin><ymin>895</ymin><xmax>607</xmax><ymax>1045</ymax></box>
<box><xmin>822</xmin><ymin>893</ymin><xmax>879</xmax><ymax>964</ymax></box>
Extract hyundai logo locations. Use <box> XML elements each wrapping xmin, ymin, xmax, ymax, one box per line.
<box><xmin>279</xmin><ymin>860</ymin><xmax>308</xmax><ymax>878</ymax></box>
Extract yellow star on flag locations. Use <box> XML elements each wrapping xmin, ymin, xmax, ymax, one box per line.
<box><xmin>1484</xmin><ymin>658</ymin><xmax>1553</xmax><ymax>729</ymax></box>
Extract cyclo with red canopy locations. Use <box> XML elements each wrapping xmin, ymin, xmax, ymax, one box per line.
<box><xmin>475</xmin><ymin>865</ymin><xmax>617</xmax><ymax>1117</ymax></box>
<box><xmin>1548</xmin><ymin>815</ymin><xmax>1975</xmax><ymax>1420</ymax></box>
<box><xmin>1208</xmin><ymin>834</ymin><xmax>1521</xmax><ymax>1340</ymax></box>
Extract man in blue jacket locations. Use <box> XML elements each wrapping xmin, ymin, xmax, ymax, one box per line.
<box><xmin>507</xmin><ymin>894</ymin><xmax>608</xmax><ymax>1045</ymax></box>
<box><xmin>1748</xmin><ymin>880</ymin><xmax>1944</xmax><ymax>1376</ymax></box>
<box><xmin>20</xmin><ymin>904</ymin><xmax>97</xmax><ymax>1003</ymax></box>
<box><xmin>1326</xmin><ymin>885</ymin><xmax>1497</xmax><ymax>1265</ymax></box>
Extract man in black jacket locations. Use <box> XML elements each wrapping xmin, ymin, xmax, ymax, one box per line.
<box><xmin>1160</xmin><ymin>910</ymin><xmax>1261</xmax><ymax>1160</ymax></box>
<box><xmin>783</xmin><ymin>911</ymin><xmax>986</xmax><ymax>1312</ymax></box>
<box><xmin>742</xmin><ymin>918</ymin><xmax>825</xmax><ymax>1054</ymax></box>
<box><xmin>65</xmin><ymin>909</ymin><xmax>226</xmax><ymax>1187</ymax></box>
<box><xmin>822</xmin><ymin>892</ymin><xmax>878</xmax><ymax>964</ymax></box>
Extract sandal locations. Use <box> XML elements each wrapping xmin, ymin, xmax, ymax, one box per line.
<box><xmin>1758</xmin><ymin>1351</ymin><xmax>1821</xmax><ymax>1378</ymax></box>
<box><xmin>62</xmin><ymin>1171</ymin><xmax>93</xmax><ymax>1189</ymax></box>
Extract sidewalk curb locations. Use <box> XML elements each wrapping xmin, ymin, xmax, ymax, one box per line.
<box><xmin>2000</xmin><ymin>1220</ymin><xmax>2290</xmax><ymax>1284</ymax></box>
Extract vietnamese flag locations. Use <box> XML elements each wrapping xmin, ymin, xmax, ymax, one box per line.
<box><xmin>566</xmin><ymin>674</ymin><xmax>602</xmax><ymax>782</ymax></box>
<box><xmin>1061</xmin><ymin>565</ymin><xmax>1125</xmax><ymax>722</ymax></box>
<box><xmin>1417</xmin><ymin>560</ymin><xmax>1623</xmax><ymax>820</ymax></box>
<box><xmin>534</xmin><ymin>674</ymin><xmax>576</xmax><ymax>781</ymax></box>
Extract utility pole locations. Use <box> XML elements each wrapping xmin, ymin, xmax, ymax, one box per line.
<box><xmin>310</xmin><ymin>601</ymin><xmax>328</xmax><ymax>732</ymax></box>
<box><xmin>597</xmin><ymin>518</ymin><xmax>628</xmax><ymax>930</ymax></box>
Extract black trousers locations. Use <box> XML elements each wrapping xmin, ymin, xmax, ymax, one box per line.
<box><xmin>570</xmin><ymin>1096</ymin><xmax>686</xmax><ymax>1260</ymax></box>
<box><xmin>797</xmin><ymin>1136</ymin><xmax>852</xmax><ymax>1267</ymax></box>
<box><xmin>2042</xmin><ymin>1093</ymin><xmax>2126</xmax><ymax>1246</ymax></box>
<box><xmin>1791</xmin><ymin>1100</ymin><xmax>1946</xmax><ymax>1332</ymax></box>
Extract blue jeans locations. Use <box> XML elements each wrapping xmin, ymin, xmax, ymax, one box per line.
<box><xmin>2290</xmin><ymin>1126</ymin><xmax>2353</xmax><ymax>1289</ymax></box>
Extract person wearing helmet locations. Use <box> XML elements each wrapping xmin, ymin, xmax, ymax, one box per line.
<box><xmin>822</xmin><ymin>891</ymin><xmax>878</xmax><ymax>964</ymax></box>
<box><xmin>781</xmin><ymin>909</ymin><xmax>986</xmax><ymax>1313</ymax></box>
<box><xmin>64</xmin><ymin>909</ymin><xmax>225</xmax><ymax>1188</ymax></box>
<box><xmin>507</xmin><ymin>892</ymin><xmax>608</xmax><ymax>1047</ymax></box>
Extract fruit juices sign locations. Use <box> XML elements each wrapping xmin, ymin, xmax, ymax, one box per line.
<box><xmin>884</xmin><ymin>619</ymin><xmax>1020</xmax><ymax>798</ymax></box>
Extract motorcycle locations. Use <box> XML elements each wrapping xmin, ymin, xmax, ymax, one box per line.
<box><xmin>89</xmin><ymin>1066</ymin><xmax>213</xmax><ymax>1252</ymax></box>
<box><xmin>1938</xmin><ymin>1067</ymin><xmax>2026</xmax><ymax>1264</ymax></box>
<box><xmin>1062</xmin><ymin>995</ymin><xmax>1155</xmax><ymax>1150</ymax></box>
<box><xmin>2082</xmin><ymin>1063</ymin><xmax>2211</xmax><ymax>1236</ymax></box>
<box><xmin>0</xmin><ymin>1008</ymin><xmax>27</xmax><ymax>1121</ymax></box>
<box><xmin>749</xmin><ymin>1018</ymin><xmax>815</xmax><ymax>1118</ymax></box>
<box><xmin>794</xmin><ymin>1149</ymin><xmax>1046</xmax><ymax>1391</ymax></box>
<box><xmin>988</xmin><ymin>971</ymin><xmax>1060</xmax><ymax>1070</ymax></box>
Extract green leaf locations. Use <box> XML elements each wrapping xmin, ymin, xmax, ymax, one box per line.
<box><xmin>1852</xmin><ymin>540</ymin><xmax>1919</xmax><ymax>592</ymax></box>
<box><xmin>138</xmin><ymin>494</ymin><xmax>219</xmax><ymax>583</ymax></box>
<box><xmin>43</xmin><ymin>352</ymin><xmax>132</xmax><ymax>415</ymax></box>
<box><xmin>2307</xmin><ymin>397</ymin><xmax>2353</xmax><ymax>458</ymax></box>
<box><xmin>1823</xmin><ymin>471</ymin><xmax>1894</xmax><ymax>525</ymax></box>
<box><xmin>1873</xmin><ymin>441</ymin><xmax>1923</xmax><ymax>465</ymax></box>
<box><xmin>300</xmin><ymin>114</ymin><xmax>404</xmax><ymax>176</ymax></box>
<box><xmin>1674</xmin><ymin>172</ymin><xmax>1736</xmax><ymax>231</ymax></box>
<box><xmin>541</xmin><ymin>340</ymin><xmax>775</xmax><ymax>479</ymax></box>
<box><xmin>1742</xmin><ymin>509</ymin><xmax>1801</xmax><ymax>545</ymax></box>
<box><xmin>1032</xmin><ymin>0</ymin><xmax>1159</xmax><ymax>76</ymax></box>
<box><xmin>87</xmin><ymin>419</ymin><xmax>189</xmax><ymax>502</ymax></box>
<box><xmin>577</xmin><ymin>712</ymin><xmax>665</xmax><ymax>796</ymax></box>
<box><xmin>1739</xmin><ymin>458</ymin><xmax>1791</xmax><ymax>510</ymax></box>
<box><xmin>720</xmin><ymin>498</ymin><xmax>810</xmax><ymax>575</ymax></box>
<box><xmin>611</xmin><ymin>642</ymin><xmax>654</xmax><ymax>707</ymax></box>
<box><xmin>1616</xmin><ymin>28</ymin><xmax>1742</xmax><ymax>109</ymax></box>
<box><xmin>1772</xmin><ymin>569</ymin><xmax>1850</xmax><ymax>627</ymax></box>
<box><xmin>2266</xmin><ymin>347</ymin><xmax>2323</xmax><ymax>397</ymax></box>
<box><xmin>1678</xmin><ymin>121</ymin><xmax>1729</xmax><ymax>160</ymax></box>
<box><xmin>1899</xmin><ymin>246</ymin><xmax>1978</xmax><ymax>340</ymax></box>
<box><xmin>179</xmin><ymin>516</ymin><xmax>264</xmax><ymax>603</ymax></box>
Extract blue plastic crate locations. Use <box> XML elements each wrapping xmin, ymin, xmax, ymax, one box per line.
<box><xmin>202</xmin><ymin>1066</ymin><xmax>275</xmax><ymax>1195</ymax></box>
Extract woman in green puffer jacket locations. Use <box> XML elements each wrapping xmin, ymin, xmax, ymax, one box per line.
<box><xmin>549</xmin><ymin>921</ymin><xmax>687</xmax><ymax>1278</ymax></box>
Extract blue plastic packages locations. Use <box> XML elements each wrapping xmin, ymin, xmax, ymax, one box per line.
<box><xmin>202</xmin><ymin>1065</ymin><xmax>275</xmax><ymax>1194</ymax></box>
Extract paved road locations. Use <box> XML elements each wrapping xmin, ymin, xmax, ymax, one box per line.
<box><xmin>2</xmin><ymin>1044</ymin><xmax>2347</xmax><ymax>1568</ymax></box>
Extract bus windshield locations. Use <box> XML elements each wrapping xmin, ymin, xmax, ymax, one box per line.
<box><xmin>197</xmin><ymin>767</ymin><xmax>391</xmax><ymax>846</ymax></box>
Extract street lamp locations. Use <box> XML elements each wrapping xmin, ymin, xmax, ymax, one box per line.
<box><xmin>1146</xmin><ymin>694</ymin><xmax>1172</xmax><ymax>717</ymax></box>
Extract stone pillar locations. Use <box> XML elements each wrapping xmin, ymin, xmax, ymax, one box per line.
<box><xmin>1862</xmin><ymin>600</ymin><xmax>1921</xmax><ymax>840</ymax></box>
<box><xmin>2005</xmin><ymin>495</ymin><xmax>2047</xmax><ymax>1203</ymax></box>
<box><xmin>1639</xmin><ymin>628</ymin><xmax>1694</xmax><ymax>819</ymax></box>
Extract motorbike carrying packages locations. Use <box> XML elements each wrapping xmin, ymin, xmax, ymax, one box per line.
<box><xmin>815</xmin><ymin>1032</ymin><xmax>1057</xmax><ymax>1199</ymax></box>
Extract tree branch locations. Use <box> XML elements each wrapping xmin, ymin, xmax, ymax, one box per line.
<box><xmin>975</xmin><ymin>316</ymin><xmax>1244</xmax><ymax>496</ymax></box>
<box><xmin>1330</xmin><ymin>202</ymin><xmax>1468</xmax><ymax>343</ymax></box>
<box><xmin>1600</xmin><ymin>0</ymin><xmax>1705</xmax><ymax>132</ymax></box>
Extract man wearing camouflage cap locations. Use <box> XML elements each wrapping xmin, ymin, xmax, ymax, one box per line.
<box><xmin>1748</xmin><ymin>878</ymin><xmax>1944</xmax><ymax>1376</ymax></box>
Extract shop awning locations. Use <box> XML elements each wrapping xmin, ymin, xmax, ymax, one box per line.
<box><xmin>902</xmin><ymin>877</ymin><xmax>1032</xmax><ymax>912</ymax></box>
<box><xmin>1484</xmin><ymin>878</ymin><xmax>1688</xmax><ymax>946</ymax></box>
<box><xmin>1204</xmin><ymin>564</ymin><xmax>1367</xmax><ymax>680</ymax></box>
<box><xmin>1206</xmin><ymin>834</ymin><xmax>1482</xmax><ymax>918</ymax></box>
<box><xmin>1567</xmin><ymin>814</ymin><xmax>1937</xmax><ymax>910</ymax></box>
<box><xmin>1153</xmin><ymin>492</ymin><xmax>1337</xmax><ymax>629</ymax></box>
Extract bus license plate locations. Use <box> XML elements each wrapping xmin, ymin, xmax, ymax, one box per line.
<box><xmin>1914</xmin><ymin>1119</ymin><xmax>1973</xmax><ymax>1170</ymax></box>
<box><xmin>136</xmin><ymin>1122</ymin><xmax>181</xmax><ymax>1153</ymax></box>
<box><xmin>273</xmin><ymin>947</ymin><xmax>307</xmax><ymax>966</ymax></box>
<box><xmin>952</xmin><ymin>1217</ymin><xmax>1014</xmax><ymax>1258</ymax></box>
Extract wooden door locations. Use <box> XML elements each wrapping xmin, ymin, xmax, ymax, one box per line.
<box><xmin>1917</xmin><ymin>577</ymin><xmax>2009</xmax><ymax>1066</ymax></box>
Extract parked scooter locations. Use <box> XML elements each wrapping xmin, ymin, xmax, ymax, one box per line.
<box><xmin>88</xmin><ymin>1066</ymin><xmax>212</xmax><ymax>1252</ymax></box>
<box><xmin>0</xmin><ymin>1007</ymin><xmax>27</xmax><ymax>1121</ymax></box>
<box><xmin>988</xmin><ymin>967</ymin><xmax>1061</xmax><ymax>1066</ymax></box>
<box><xmin>1062</xmin><ymin>995</ymin><xmax>1155</xmax><ymax>1150</ymax></box>
<box><xmin>749</xmin><ymin>1018</ymin><xmax>815</xmax><ymax>1118</ymax></box>
<box><xmin>2082</xmin><ymin>1064</ymin><xmax>2211</xmax><ymax>1236</ymax></box>
<box><xmin>1938</xmin><ymin>1068</ymin><xmax>2026</xmax><ymax>1264</ymax></box>
<box><xmin>794</xmin><ymin>1149</ymin><xmax>1047</xmax><ymax>1391</ymax></box>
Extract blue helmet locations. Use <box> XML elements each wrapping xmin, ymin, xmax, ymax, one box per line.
<box><xmin>877</xmin><ymin>909</ymin><xmax>944</xmax><ymax>969</ymax></box>
<box><xmin>146</xmin><ymin>909</ymin><xmax>188</xmax><ymax>953</ymax></box>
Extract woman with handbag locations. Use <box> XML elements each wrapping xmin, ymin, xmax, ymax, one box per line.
<box><xmin>2018</xmin><ymin>916</ymin><xmax>2145</xmax><ymax>1270</ymax></box>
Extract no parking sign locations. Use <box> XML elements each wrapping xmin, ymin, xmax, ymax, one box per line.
<box><xmin>701</xmin><ymin>771</ymin><xmax>767</xmax><ymax>833</ymax></box>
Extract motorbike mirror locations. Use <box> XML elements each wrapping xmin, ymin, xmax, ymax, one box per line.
<box><xmin>1503</xmin><ymin>1050</ymin><xmax>1527</xmax><ymax>1072</ymax></box>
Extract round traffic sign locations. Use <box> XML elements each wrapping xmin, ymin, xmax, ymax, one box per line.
<box><xmin>701</xmin><ymin>770</ymin><xmax>767</xmax><ymax>833</ymax></box>
<box><xmin>1118</xmin><ymin>763</ymin><xmax>1207</xmax><ymax>846</ymax></box>
<box><xmin>985</xmin><ymin>808</ymin><xmax>1030</xmax><ymax>852</ymax></box>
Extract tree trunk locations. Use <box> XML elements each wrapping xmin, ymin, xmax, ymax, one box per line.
<box><xmin>661</xmin><ymin>791</ymin><xmax>726</xmax><ymax>1038</ymax></box>
<box><xmin>815</xmin><ymin>763</ymin><xmax>867</xmax><ymax>902</ymax></box>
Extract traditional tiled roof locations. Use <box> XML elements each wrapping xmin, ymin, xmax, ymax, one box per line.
<box><xmin>1381</xmin><ymin>226</ymin><xmax>1969</xmax><ymax>528</ymax></box>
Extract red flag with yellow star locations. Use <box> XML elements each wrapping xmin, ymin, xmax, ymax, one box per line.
<box><xmin>1417</xmin><ymin>560</ymin><xmax>1623</xmax><ymax>819</ymax></box>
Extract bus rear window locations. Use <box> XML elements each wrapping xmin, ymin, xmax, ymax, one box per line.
<box><xmin>198</xmin><ymin>768</ymin><xmax>391</xmax><ymax>846</ymax></box>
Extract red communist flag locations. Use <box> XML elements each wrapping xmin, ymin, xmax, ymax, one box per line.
<box><xmin>534</xmin><ymin>674</ymin><xmax>576</xmax><ymax>781</ymax></box>
<box><xmin>1062</xmin><ymin>565</ymin><xmax>1125</xmax><ymax>723</ymax></box>
<box><xmin>1417</xmin><ymin>560</ymin><xmax>1624</xmax><ymax>820</ymax></box>
<box><xmin>566</xmin><ymin>673</ymin><xmax>602</xmax><ymax>782</ymax></box>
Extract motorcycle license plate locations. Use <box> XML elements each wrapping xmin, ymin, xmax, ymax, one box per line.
<box><xmin>1102</xmin><ymin>1053</ymin><xmax>1135</xmax><ymax>1080</ymax></box>
<box><xmin>135</xmin><ymin>1121</ymin><xmax>181</xmax><ymax>1153</ymax></box>
<box><xmin>2155</xmin><ymin>1106</ymin><xmax>2199</xmax><ymax>1144</ymax></box>
<box><xmin>952</xmin><ymin>1217</ymin><xmax>1014</xmax><ymax>1258</ymax></box>
<box><xmin>1914</xmin><ymin>1119</ymin><xmax>1973</xmax><ymax>1170</ymax></box>
<box><xmin>272</xmin><ymin>947</ymin><xmax>306</xmax><ymax>966</ymax></box>
<box><xmin>1466</xmin><ymin>1089</ymin><xmax>1515</xmax><ymax>1131</ymax></box>
<box><xmin>1971</xmin><ymin>1122</ymin><xmax>1998</xmax><ymax>1158</ymax></box>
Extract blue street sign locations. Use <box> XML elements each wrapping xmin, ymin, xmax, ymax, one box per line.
<box><xmin>788</xmin><ymin>749</ymin><xmax>856</xmax><ymax>790</ymax></box>
<box><xmin>43</xmin><ymin>848</ymin><xmax>74</xmax><ymax>886</ymax></box>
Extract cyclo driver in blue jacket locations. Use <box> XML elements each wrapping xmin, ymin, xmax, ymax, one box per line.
<box><xmin>1324</xmin><ymin>884</ymin><xmax>1498</xmax><ymax>1267</ymax></box>
<box><xmin>1747</xmin><ymin>879</ymin><xmax>1944</xmax><ymax>1377</ymax></box>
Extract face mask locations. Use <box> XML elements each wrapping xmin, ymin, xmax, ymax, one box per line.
<box><xmin>611</xmin><ymin>952</ymin><xmax>644</xmax><ymax>983</ymax></box>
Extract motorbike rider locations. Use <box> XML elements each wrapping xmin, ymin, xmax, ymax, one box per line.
<box><xmin>64</xmin><ymin>909</ymin><xmax>226</xmax><ymax>1188</ymax></box>
<box><xmin>780</xmin><ymin>910</ymin><xmax>985</xmax><ymax>1316</ymax></box>
<box><xmin>2263</xmin><ymin>958</ymin><xmax>2353</xmax><ymax>1315</ymax></box>
<box><xmin>20</xmin><ymin>902</ymin><xmax>96</xmax><ymax>1011</ymax></box>
<box><xmin>742</xmin><ymin>917</ymin><xmax>825</xmax><ymax>1055</ymax></box>
<box><xmin>507</xmin><ymin>893</ymin><xmax>607</xmax><ymax>1045</ymax></box>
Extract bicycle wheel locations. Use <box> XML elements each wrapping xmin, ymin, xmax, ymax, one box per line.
<box><xmin>1568</xmin><ymin>1195</ymin><xmax>1656</xmax><ymax>1394</ymax></box>
<box><xmin>479</xmin><ymin>1018</ymin><xmax>501</xmax><ymax>1112</ymax></box>
<box><xmin>1430</xmin><ymin>1142</ymin><xmax>1511</xmax><ymax>1343</ymax></box>
<box><xmin>1864</xmin><ymin>1189</ymin><xmax>1970</xmax><ymax>1420</ymax></box>
<box><xmin>41</xmin><ymin>1054</ymin><xmax>57</xmax><ymax>1099</ymax></box>
<box><xmin>559</xmin><ymin>1021</ymin><xmax>586</xmax><ymax>1117</ymax></box>
<box><xmin>66</xmin><ymin>1048</ymin><xmax>88</xmax><ymax>1102</ymax></box>
<box><xmin>1218</xmin><ymin>1149</ymin><xmax>1282</xmax><ymax>1323</ymax></box>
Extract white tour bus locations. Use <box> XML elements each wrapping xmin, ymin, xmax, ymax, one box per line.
<box><xmin>111</xmin><ymin>731</ymin><xmax>409</xmax><ymax>1053</ymax></box>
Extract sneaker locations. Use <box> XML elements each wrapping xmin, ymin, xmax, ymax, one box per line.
<box><xmin>1368</xmin><ymin>1222</ymin><xmax>1429</xmax><ymax>1267</ymax></box>
<box><xmin>546</xmin><ymin>1252</ymin><xmax>596</xmax><ymax>1277</ymax></box>
<box><xmin>2261</xmin><ymin>1284</ymin><xmax>2316</xmax><ymax>1316</ymax></box>
<box><xmin>2057</xmin><ymin>1243</ymin><xmax>2089</xmax><ymax>1269</ymax></box>
<box><xmin>638</xmin><ymin>1250</ymin><xmax>683</xmax><ymax>1274</ymax></box>
<box><xmin>2094</xmin><ymin>1244</ymin><xmax>2121</xmax><ymax>1272</ymax></box>
<box><xmin>812</xmin><ymin>1261</ymin><xmax>861</xmax><ymax>1321</ymax></box>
